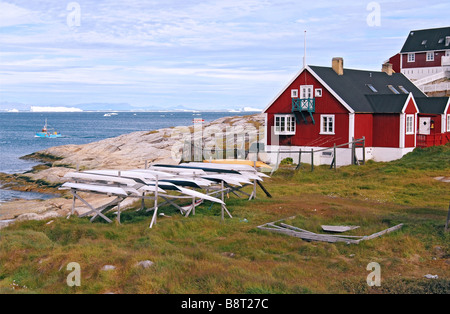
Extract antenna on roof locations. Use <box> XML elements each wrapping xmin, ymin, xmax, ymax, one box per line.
<box><xmin>303</xmin><ymin>30</ymin><xmax>307</xmax><ymax>68</ymax></box>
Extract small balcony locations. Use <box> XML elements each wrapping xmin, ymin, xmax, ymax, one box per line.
<box><xmin>292</xmin><ymin>98</ymin><xmax>315</xmax><ymax>124</ymax></box>
<box><xmin>292</xmin><ymin>98</ymin><xmax>315</xmax><ymax>112</ymax></box>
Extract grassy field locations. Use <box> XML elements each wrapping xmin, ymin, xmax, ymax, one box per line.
<box><xmin>0</xmin><ymin>144</ymin><xmax>449</xmax><ymax>294</ymax></box>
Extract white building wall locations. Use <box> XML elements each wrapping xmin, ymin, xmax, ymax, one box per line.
<box><xmin>401</xmin><ymin>66</ymin><xmax>450</xmax><ymax>81</ymax></box>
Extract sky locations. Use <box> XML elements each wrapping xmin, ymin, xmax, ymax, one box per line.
<box><xmin>0</xmin><ymin>0</ymin><xmax>449</xmax><ymax>111</ymax></box>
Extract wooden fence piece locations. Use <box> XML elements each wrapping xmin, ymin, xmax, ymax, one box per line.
<box><xmin>258</xmin><ymin>219</ymin><xmax>404</xmax><ymax>244</ymax></box>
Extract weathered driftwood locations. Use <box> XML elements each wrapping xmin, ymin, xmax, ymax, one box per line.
<box><xmin>258</xmin><ymin>219</ymin><xmax>403</xmax><ymax>244</ymax></box>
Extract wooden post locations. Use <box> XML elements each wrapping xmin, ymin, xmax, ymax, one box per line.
<box><xmin>296</xmin><ymin>148</ymin><xmax>302</xmax><ymax>170</ymax></box>
<box><xmin>141</xmin><ymin>192</ymin><xmax>145</xmax><ymax>211</ymax></box>
<box><xmin>311</xmin><ymin>148</ymin><xmax>314</xmax><ymax>172</ymax></box>
<box><xmin>333</xmin><ymin>144</ymin><xmax>337</xmax><ymax>172</ymax></box>
<box><xmin>362</xmin><ymin>136</ymin><xmax>366</xmax><ymax>165</ymax></box>
<box><xmin>117</xmin><ymin>201</ymin><xmax>121</xmax><ymax>224</ymax></box>
<box><xmin>145</xmin><ymin>160</ymin><xmax>148</xmax><ymax>169</ymax></box>
<box><xmin>351</xmin><ymin>137</ymin><xmax>355</xmax><ymax>165</ymax></box>
<box><xmin>221</xmin><ymin>180</ymin><xmax>225</xmax><ymax>222</ymax></box>
<box><xmin>192</xmin><ymin>197</ymin><xmax>196</xmax><ymax>216</ymax></box>
<box><xmin>445</xmin><ymin>201</ymin><xmax>450</xmax><ymax>232</ymax></box>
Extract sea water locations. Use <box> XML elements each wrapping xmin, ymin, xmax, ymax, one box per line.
<box><xmin>0</xmin><ymin>111</ymin><xmax>257</xmax><ymax>202</ymax></box>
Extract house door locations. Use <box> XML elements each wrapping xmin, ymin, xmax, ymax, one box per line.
<box><xmin>419</xmin><ymin>117</ymin><xmax>431</xmax><ymax>135</ymax></box>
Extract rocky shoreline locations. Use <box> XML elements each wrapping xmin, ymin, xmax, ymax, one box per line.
<box><xmin>0</xmin><ymin>113</ymin><xmax>265</xmax><ymax>227</ymax></box>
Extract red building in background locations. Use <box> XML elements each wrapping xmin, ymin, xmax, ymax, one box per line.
<box><xmin>388</xmin><ymin>27</ymin><xmax>450</xmax><ymax>81</ymax></box>
<box><xmin>263</xmin><ymin>58</ymin><xmax>450</xmax><ymax>166</ymax></box>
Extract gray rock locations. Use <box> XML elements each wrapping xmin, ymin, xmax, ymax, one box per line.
<box><xmin>101</xmin><ymin>265</ymin><xmax>116</xmax><ymax>271</ymax></box>
<box><xmin>136</xmin><ymin>260</ymin><xmax>154</xmax><ymax>269</ymax></box>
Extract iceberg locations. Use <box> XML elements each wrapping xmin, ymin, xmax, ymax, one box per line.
<box><xmin>30</xmin><ymin>106</ymin><xmax>83</xmax><ymax>112</ymax></box>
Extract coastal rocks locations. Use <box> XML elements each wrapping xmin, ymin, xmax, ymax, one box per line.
<box><xmin>15</xmin><ymin>211</ymin><xmax>62</xmax><ymax>222</ymax></box>
<box><xmin>25</xmin><ymin>113</ymin><xmax>264</xmax><ymax>176</ymax></box>
<box><xmin>0</xmin><ymin>113</ymin><xmax>265</xmax><ymax>226</ymax></box>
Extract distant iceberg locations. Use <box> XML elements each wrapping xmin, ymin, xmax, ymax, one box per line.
<box><xmin>30</xmin><ymin>106</ymin><xmax>83</xmax><ymax>112</ymax></box>
<box><xmin>228</xmin><ymin>107</ymin><xmax>262</xmax><ymax>113</ymax></box>
<box><xmin>7</xmin><ymin>109</ymin><xmax>19</xmax><ymax>113</ymax></box>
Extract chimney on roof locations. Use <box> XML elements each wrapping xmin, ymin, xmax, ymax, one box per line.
<box><xmin>332</xmin><ymin>57</ymin><xmax>344</xmax><ymax>75</ymax></box>
<box><xmin>382</xmin><ymin>62</ymin><xmax>393</xmax><ymax>76</ymax></box>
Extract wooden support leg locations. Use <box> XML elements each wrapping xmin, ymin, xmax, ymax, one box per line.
<box><xmin>149</xmin><ymin>175</ymin><xmax>159</xmax><ymax>229</ymax></box>
<box><xmin>72</xmin><ymin>192</ymin><xmax>113</xmax><ymax>223</ymax></box>
<box><xmin>67</xmin><ymin>191</ymin><xmax>76</xmax><ymax>219</ymax></box>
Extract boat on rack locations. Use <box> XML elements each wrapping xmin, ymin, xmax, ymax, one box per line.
<box><xmin>35</xmin><ymin>119</ymin><xmax>62</xmax><ymax>138</ymax></box>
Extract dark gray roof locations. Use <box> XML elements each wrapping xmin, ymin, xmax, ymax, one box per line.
<box><xmin>309</xmin><ymin>65</ymin><xmax>427</xmax><ymax>113</ymax></box>
<box><xmin>400</xmin><ymin>27</ymin><xmax>450</xmax><ymax>53</ymax></box>
<box><xmin>365</xmin><ymin>94</ymin><xmax>409</xmax><ymax>113</ymax></box>
<box><xmin>415</xmin><ymin>97</ymin><xmax>449</xmax><ymax>114</ymax></box>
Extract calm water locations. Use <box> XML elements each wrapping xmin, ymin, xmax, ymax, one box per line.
<box><xmin>0</xmin><ymin>111</ymin><xmax>256</xmax><ymax>202</ymax></box>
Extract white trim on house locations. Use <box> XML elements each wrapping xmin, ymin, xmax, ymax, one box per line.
<box><xmin>447</xmin><ymin>114</ymin><xmax>450</xmax><ymax>132</ymax></box>
<box><xmin>348</xmin><ymin>113</ymin><xmax>355</xmax><ymax>143</ymax></box>
<box><xmin>408</xmin><ymin>53</ymin><xmax>415</xmax><ymax>62</ymax></box>
<box><xmin>262</xmin><ymin>66</ymin><xmax>355</xmax><ymax>114</ymax></box>
<box><xmin>402</xmin><ymin>93</ymin><xmax>420</xmax><ymax>114</ymax></box>
<box><xmin>305</xmin><ymin>66</ymin><xmax>355</xmax><ymax>114</ymax></box>
<box><xmin>399</xmin><ymin>113</ymin><xmax>406</xmax><ymax>148</ymax></box>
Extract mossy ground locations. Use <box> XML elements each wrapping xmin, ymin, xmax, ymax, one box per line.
<box><xmin>0</xmin><ymin>145</ymin><xmax>449</xmax><ymax>294</ymax></box>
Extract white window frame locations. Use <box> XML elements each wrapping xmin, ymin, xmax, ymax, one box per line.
<box><xmin>447</xmin><ymin>114</ymin><xmax>450</xmax><ymax>132</ymax></box>
<box><xmin>300</xmin><ymin>85</ymin><xmax>314</xmax><ymax>99</ymax></box>
<box><xmin>320</xmin><ymin>115</ymin><xmax>335</xmax><ymax>135</ymax></box>
<box><xmin>291</xmin><ymin>89</ymin><xmax>298</xmax><ymax>98</ymax></box>
<box><xmin>446</xmin><ymin>50</ymin><xmax>450</xmax><ymax>57</ymax></box>
<box><xmin>274</xmin><ymin>114</ymin><xmax>296</xmax><ymax>135</ymax></box>
<box><xmin>407</xmin><ymin>53</ymin><xmax>415</xmax><ymax>63</ymax></box>
<box><xmin>406</xmin><ymin>114</ymin><xmax>414</xmax><ymax>134</ymax></box>
<box><xmin>315</xmin><ymin>88</ymin><xmax>322</xmax><ymax>97</ymax></box>
<box><xmin>426</xmin><ymin>51</ymin><xmax>434</xmax><ymax>61</ymax></box>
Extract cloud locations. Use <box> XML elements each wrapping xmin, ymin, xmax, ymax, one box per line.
<box><xmin>0</xmin><ymin>1</ymin><xmax>41</xmax><ymax>27</ymax></box>
<box><xmin>1</xmin><ymin>0</ymin><xmax>449</xmax><ymax>109</ymax></box>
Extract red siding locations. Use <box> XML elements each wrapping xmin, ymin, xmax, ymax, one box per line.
<box><xmin>354</xmin><ymin>114</ymin><xmax>373</xmax><ymax>147</ymax></box>
<box><xmin>401</xmin><ymin>51</ymin><xmax>446</xmax><ymax>69</ymax></box>
<box><xmin>372</xmin><ymin>114</ymin><xmax>400</xmax><ymax>148</ymax></box>
<box><xmin>389</xmin><ymin>53</ymin><xmax>401</xmax><ymax>73</ymax></box>
<box><xmin>266</xmin><ymin>69</ymin><xmax>350</xmax><ymax>147</ymax></box>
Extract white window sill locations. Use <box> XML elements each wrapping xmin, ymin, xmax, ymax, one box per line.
<box><xmin>319</xmin><ymin>132</ymin><xmax>335</xmax><ymax>135</ymax></box>
<box><xmin>274</xmin><ymin>132</ymin><xmax>296</xmax><ymax>136</ymax></box>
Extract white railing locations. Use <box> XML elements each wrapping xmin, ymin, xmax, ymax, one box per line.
<box><xmin>420</xmin><ymin>82</ymin><xmax>450</xmax><ymax>93</ymax></box>
<box><xmin>414</xmin><ymin>71</ymin><xmax>447</xmax><ymax>86</ymax></box>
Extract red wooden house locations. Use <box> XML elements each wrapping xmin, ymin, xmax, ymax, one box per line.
<box><xmin>416</xmin><ymin>97</ymin><xmax>450</xmax><ymax>147</ymax></box>
<box><xmin>263</xmin><ymin>58</ymin><xmax>450</xmax><ymax>166</ymax></box>
<box><xmin>388</xmin><ymin>26</ymin><xmax>450</xmax><ymax>80</ymax></box>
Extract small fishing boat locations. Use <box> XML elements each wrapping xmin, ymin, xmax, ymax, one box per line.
<box><xmin>35</xmin><ymin>119</ymin><xmax>62</xmax><ymax>138</ymax></box>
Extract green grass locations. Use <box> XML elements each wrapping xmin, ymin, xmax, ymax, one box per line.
<box><xmin>0</xmin><ymin>144</ymin><xmax>449</xmax><ymax>294</ymax></box>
